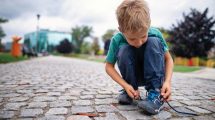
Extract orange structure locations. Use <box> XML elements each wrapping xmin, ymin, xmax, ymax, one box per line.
<box><xmin>11</xmin><ymin>36</ymin><xmax>22</xmax><ymax>57</ymax></box>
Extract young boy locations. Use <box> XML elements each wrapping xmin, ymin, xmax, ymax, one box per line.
<box><xmin>105</xmin><ymin>0</ymin><xmax>174</xmax><ymax>114</ymax></box>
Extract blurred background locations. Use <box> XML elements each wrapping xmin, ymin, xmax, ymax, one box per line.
<box><xmin>0</xmin><ymin>0</ymin><xmax>215</xmax><ymax>71</ymax></box>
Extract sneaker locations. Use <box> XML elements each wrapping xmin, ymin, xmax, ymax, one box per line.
<box><xmin>137</xmin><ymin>89</ymin><xmax>163</xmax><ymax>114</ymax></box>
<box><xmin>118</xmin><ymin>89</ymin><xmax>133</xmax><ymax>104</ymax></box>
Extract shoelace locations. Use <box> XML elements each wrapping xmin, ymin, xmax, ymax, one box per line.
<box><xmin>144</xmin><ymin>91</ymin><xmax>198</xmax><ymax>116</ymax></box>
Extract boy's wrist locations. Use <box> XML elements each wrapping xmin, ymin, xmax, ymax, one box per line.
<box><xmin>164</xmin><ymin>79</ymin><xmax>171</xmax><ymax>84</ymax></box>
<box><xmin>121</xmin><ymin>81</ymin><xmax>130</xmax><ymax>89</ymax></box>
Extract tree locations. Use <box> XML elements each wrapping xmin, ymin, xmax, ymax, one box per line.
<box><xmin>56</xmin><ymin>38</ymin><xmax>73</xmax><ymax>54</ymax></box>
<box><xmin>71</xmin><ymin>25</ymin><xmax>93</xmax><ymax>53</ymax></box>
<box><xmin>91</xmin><ymin>37</ymin><xmax>100</xmax><ymax>55</ymax></box>
<box><xmin>102</xmin><ymin>29</ymin><xmax>117</xmax><ymax>42</ymax></box>
<box><xmin>168</xmin><ymin>8</ymin><xmax>215</xmax><ymax>58</ymax></box>
<box><xmin>0</xmin><ymin>17</ymin><xmax>8</xmax><ymax>51</ymax></box>
<box><xmin>80</xmin><ymin>41</ymin><xmax>92</xmax><ymax>54</ymax></box>
<box><xmin>102</xmin><ymin>29</ymin><xmax>117</xmax><ymax>55</ymax></box>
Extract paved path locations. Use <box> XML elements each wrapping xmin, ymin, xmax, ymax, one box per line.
<box><xmin>175</xmin><ymin>68</ymin><xmax>215</xmax><ymax>81</ymax></box>
<box><xmin>0</xmin><ymin>56</ymin><xmax>214</xmax><ymax>120</ymax></box>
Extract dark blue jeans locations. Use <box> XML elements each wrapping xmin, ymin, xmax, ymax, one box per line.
<box><xmin>117</xmin><ymin>37</ymin><xmax>165</xmax><ymax>91</ymax></box>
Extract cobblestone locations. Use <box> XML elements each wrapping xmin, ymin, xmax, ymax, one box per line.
<box><xmin>46</xmin><ymin>108</ymin><xmax>68</xmax><ymax>115</ymax></box>
<box><xmin>71</xmin><ymin>106</ymin><xmax>95</xmax><ymax>114</ymax></box>
<box><xmin>20</xmin><ymin>108</ymin><xmax>43</xmax><ymax>117</ymax></box>
<box><xmin>0</xmin><ymin>56</ymin><xmax>214</xmax><ymax>119</ymax></box>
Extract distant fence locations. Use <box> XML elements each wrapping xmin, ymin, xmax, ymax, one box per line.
<box><xmin>174</xmin><ymin>57</ymin><xmax>215</xmax><ymax>68</ymax></box>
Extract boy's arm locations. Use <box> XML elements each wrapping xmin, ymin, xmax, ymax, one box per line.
<box><xmin>105</xmin><ymin>62</ymin><xmax>137</xmax><ymax>99</ymax></box>
<box><xmin>161</xmin><ymin>51</ymin><xmax>174</xmax><ymax>101</ymax></box>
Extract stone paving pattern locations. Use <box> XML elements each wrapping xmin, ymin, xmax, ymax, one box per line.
<box><xmin>0</xmin><ymin>56</ymin><xmax>214</xmax><ymax>120</ymax></box>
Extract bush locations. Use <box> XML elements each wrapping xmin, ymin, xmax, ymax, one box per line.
<box><xmin>56</xmin><ymin>39</ymin><xmax>73</xmax><ymax>54</ymax></box>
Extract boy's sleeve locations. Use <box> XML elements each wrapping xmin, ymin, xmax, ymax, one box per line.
<box><xmin>105</xmin><ymin>38</ymin><xmax>117</xmax><ymax>64</ymax></box>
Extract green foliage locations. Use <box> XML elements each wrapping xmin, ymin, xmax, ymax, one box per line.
<box><xmin>159</xmin><ymin>27</ymin><xmax>170</xmax><ymax>39</ymax></box>
<box><xmin>71</xmin><ymin>25</ymin><xmax>93</xmax><ymax>53</ymax></box>
<box><xmin>91</xmin><ymin>37</ymin><xmax>100</xmax><ymax>55</ymax></box>
<box><xmin>80</xmin><ymin>41</ymin><xmax>92</xmax><ymax>54</ymax></box>
<box><xmin>56</xmin><ymin>39</ymin><xmax>73</xmax><ymax>54</ymax></box>
<box><xmin>168</xmin><ymin>8</ymin><xmax>215</xmax><ymax>58</ymax></box>
<box><xmin>0</xmin><ymin>17</ymin><xmax>8</xmax><ymax>51</ymax></box>
<box><xmin>102</xmin><ymin>29</ymin><xmax>117</xmax><ymax>42</ymax></box>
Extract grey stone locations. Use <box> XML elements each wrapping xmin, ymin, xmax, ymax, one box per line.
<box><xmin>28</xmin><ymin>102</ymin><xmax>47</xmax><ymax>108</ymax></box>
<box><xmin>67</xmin><ymin>115</ymin><xmax>91</xmax><ymax>120</ymax></box>
<box><xmin>46</xmin><ymin>108</ymin><xmax>68</xmax><ymax>115</ymax></box>
<box><xmin>94</xmin><ymin>113</ymin><xmax>120</xmax><ymax>120</ymax></box>
<box><xmin>50</xmin><ymin>100</ymin><xmax>72</xmax><ymax>107</ymax></box>
<box><xmin>17</xmin><ymin>90</ymin><xmax>32</xmax><ymax>94</ymax></box>
<box><xmin>212</xmin><ymin>113</ymin><xmax>215</xmax><ymax>118</ymax></box>
<box><xmin>0</xmin><ymin>111</ymin><xmax>15</xmax><ymax>118</ymax></box>
<box><xmin>170</xmin><ymin>107</ymin><xmax>197</xmax><ymax>117</ymax></box>
<box><xmin>171</xmin><ymin>96</ymin><xmax>190</xmax><ymax>100</ymax></box>
<box><xmin>80</xmin><ymin>95</ymin><xmax>94</xmax><ymax>99</ymax></box>
<box><xmin>20</xmin><ymin>109</ymin><xmax>43</xmax><ymax>117</ymax></box>
<box><xmin>167</xmin><ymin>101</ymin><xmax>183</xmax><ymax>107</ymax></box>
<box><xmin>200</xmin><ymin>105</ymin><xmax>215</xmax><ymax>112</ymax></box>
<box><xmin>153</xmin><ymin>111</ymin><xmax>172</xmax><ymax>120</ymax></box>
<box><xmin>71</xmin><ymin>106</ymin><xmax>95</xmax><ymax>114</ymax></box>
<box><xmin>9</xmin><ymin>97</ymin><xmax>29</xmax><ymax>102</ymax></box>
<box><xmin>193</xmin><ymin>116</ymin><xmax>215</xmax><ymax>120</ymax></box>
<box><xmin>116</xmin><ymin>105</ymin><xmax>138</xmax><ymax>111</ymax></box>
<box><xmin>1</xmin><ymin>93</ymin><xmax>21</xmax><ymax>97</ymax></box>
<box><xmin>98</xmin><ymin>90</ymin><xmax>112</xmax><ymax>95</ymax></box>
<box><xmin>82</xmin><ymin>91</ymin><xmax>97</xmax><ymax>95</ymax></box>
<box><xmin>33</xmin><ymin>96</ymin><xmax>57</xmax><ymax>102</ymax></box>
<box><xmin>95</xmin><ymin>105</ymin><xmax>118</xmax><ymax>113</ymax></box>
<box><xmin>47</xmin><ymin>92</ymin><xmax>61</xmax><ymax>96</ymax></box>
<box><xmin>170</xmin><ymin>118</ymin><xmax>191</xmax><ymax>120</ymax></box>
<box><xmin>186</xmin><ymin>106</ymin><xmax>211</xmax><ymax>114</ymax></box>
<box><xmin>17</xmin><ymin>118</ymin><xmax>33</xmax><ymax>120</ymax></box>
<box><xmin>4</xmin><ymin>102</ymin><xmax>27</xmax><ymax>110</ymax></box>
<box><xmin>36</xmin><ymin>89</ymin><xmax>49</xmax><ymax>93</ymax></box>
<box><xmin>96</xmin><ymin>95</ymin><xmax>112</xmax><ymax>99</ymax></box>
<box><xmin>38</xmin><ymin>115</ymin><xmax>65</xmax><ymax>120</ymax></box>
<box><xmin>95</xmin><ymin>98</ymin><xmax>117</xmax><ymax>105</ymax></box>
<box><xmin>73</xmin><ymin>100</ymin><xmax>92</xmax><ymax>106</ymax></box>
<box><xmin>186</xmin><ymin>96</ymin><xmax>203</xmax><ymax>100</ymax></box>
<box><xmin>180</xmin><ymin>100</ymin><xmax>201</xmax><ymax>106</ymax></box>
<box><xmin>119</xmin><ymin>111</ymin><xmax>150</xmax><ymax>120</ymax></box>
<box><xmin>59</xmin><ymin>96</ymin><xmax>78</xmax><ymax>100</ymax></box>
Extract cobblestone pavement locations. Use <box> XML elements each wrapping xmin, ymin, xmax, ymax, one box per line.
<box><xmin>0</xmin><ymin>56</ymin><xmax>214</xmax><ymax>120</ymax></box>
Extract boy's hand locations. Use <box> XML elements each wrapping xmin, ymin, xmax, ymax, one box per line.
<box><xmin>124</xmin><ymin>84</ymin><xmax>137</xmax><ymax>99</ymax></box>
<box><xmin>134</xmin><ymin>90</ymin><xmax>140</xmax><ymax>100</ymax></box>
<box><xmin>161</xmin><ymin>81</ymin><xmax>171</xmax><ymax>101</ymax></box>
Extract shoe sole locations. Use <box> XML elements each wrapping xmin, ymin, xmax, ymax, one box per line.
<box><xmin>138</xmin><ymin>104</ymin><xmax>158</xmax><ymax>115</ymax></box>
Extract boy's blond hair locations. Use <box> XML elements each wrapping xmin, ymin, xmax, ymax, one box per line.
<box><xmin>116</xmin><ymin>0</ymin><xmax>151</xmax><ymax>33</ymax></box>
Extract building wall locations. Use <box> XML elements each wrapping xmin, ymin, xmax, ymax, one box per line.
<box><xmin>24</xmin><ymin>29</ymin><xmax>72</xmax><ymax>53</ymax></box>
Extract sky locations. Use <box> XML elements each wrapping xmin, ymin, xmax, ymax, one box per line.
<box><xmin>0</xmin><ymin>0</ymin><xmax>215</xmax><ymax>46</ymax></box>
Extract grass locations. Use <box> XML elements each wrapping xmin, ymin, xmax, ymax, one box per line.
<box><xmin>173</xmin><ymin>65</ymin><xmax>201</xmax><ymax>72</ymax></box>
<box><xmin>0</xmin><ymin>52</ymin><xmax>29</xmax><ymax>64</ymax></box>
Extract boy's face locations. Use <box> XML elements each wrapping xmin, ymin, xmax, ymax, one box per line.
<box><xmin>123</xmin><ymin>30</ymin><xmax>148</xmax><ymax>48</ymax></box>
